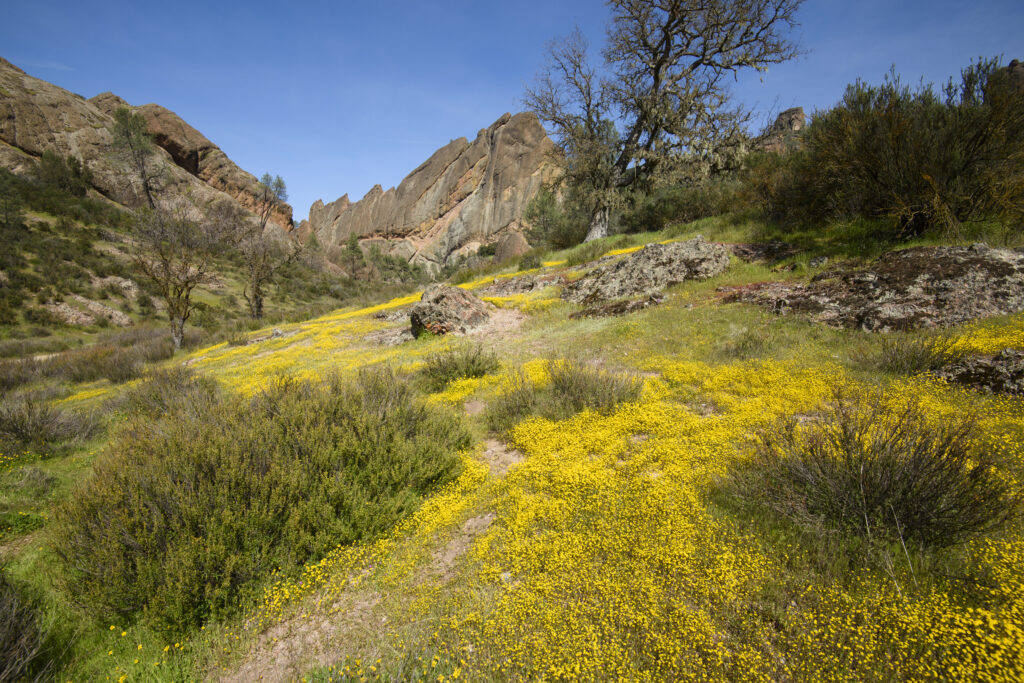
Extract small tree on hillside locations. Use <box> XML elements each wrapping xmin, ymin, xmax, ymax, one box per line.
<box><xmin>34</xmin><ymin>150</ymin><xmax>93</xmax><ymax>197</ymax></box>
<box><xmin>344</xmin><ymin>232</ymin><xmax>365</xmax><ymax>276</ymax></box>
<box><xmin>111</xmin><ymin>107</ymin><xmax>160</xmax><ymax>209</ymax></box>
<box><xmin>0</xmin><ymin>172</ymin><xmax>23</xmax><ymax>228</ymax></box>
<box><xmin>525</xmin><ymin>0</ymin><xmax>805</xmax><ymax>241</ymax></box>
<box><xmin>131</xmin><ymin>200</ymin><xmax>238</xmax><ymax>350</ymax></box>
<box><xmin>238</xmin><ymin>173</ymin><xmax>300</xmax><ymax>319</ymax></box>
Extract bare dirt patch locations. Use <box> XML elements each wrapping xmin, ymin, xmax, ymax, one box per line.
<box><xmin>220</xmin><ymin>588</ymin><xmax>383</xmax><ymax>683</ymax></box>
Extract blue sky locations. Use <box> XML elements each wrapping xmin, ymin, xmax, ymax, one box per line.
<box><xmin>2</xmin><ymin>1</ymin><xmax>1021</xmax><ymax>220</ymax></box>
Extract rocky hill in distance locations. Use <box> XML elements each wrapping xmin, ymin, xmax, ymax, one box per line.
<box><xmin>0</xmin><ymin>57</ymin><xmax>292</xmax><ymax>230</ymax></box>
<box><xmin>301</xmin><ymin>112</ymin><xmax>557</xmax><ymax>272</ymax></box>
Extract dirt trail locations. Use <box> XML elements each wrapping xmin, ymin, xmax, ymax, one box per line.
<box><xmin>220</xmin><ymin>439</ymin><xmax>522</xmax><ymax>681</ymax></box>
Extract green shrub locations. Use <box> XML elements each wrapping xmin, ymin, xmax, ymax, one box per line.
<box><xmin>717</xmin><ymin>325</ymin><xmax>777</xmax><ymax>360</ymax></box>
<box><xmin>54</xmin><ymin>368</ymin><xmax>470</xmax><ymax>629</ymax></box>
<box><xmin>486</xmin><ymin>359</ymin><xmax>642</xmax><ymax>434</ymax></box>
<box><xmin>524</xmin><ymin>185</ymin><xmax>589</xmax><ymax>249</ymax></box>
<box><xmin>620</xmin><ymin>179</ymin><xmax>745</xmax><ymax>234</ymax></box>
<box><xmin>756</xmin><ymin>58</ymin><xmax>1024</xmax><ymax>237</ymax></box>
<box><xmin>519</xmin><ymin>251</ymin><xmax>542</xmax><ymax>271</ymax></box>
<box><xmin>421</xmin><ymin>344</ymin><xmax>500</xmax><ymax>391</ymax></box>
<box><xmin>735</xmin><ymin>390</ymin><xmax>1019</xmax><ymax>547</ymax></box>
<box><xmin>565</xmin><ymin>240</ymin><xmax>612</xmax><ymax>267</ymax></box>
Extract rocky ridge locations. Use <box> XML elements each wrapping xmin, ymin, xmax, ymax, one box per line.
<box><xmin>0</xmin><ymin>57</ymin><xmax>292</xmax><ymax>230</ymax></box>
<box><xmin>303</xmin><ymin>112</ymin><xmax>557</xmax><ymax>272</ymax></box>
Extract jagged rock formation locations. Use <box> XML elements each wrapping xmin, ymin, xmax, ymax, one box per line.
<box><xmin>1000</xmin><ymin>59</ymin><xmax>1024</xmax><ymax>92</ymax></box>
<box><xmin>0</xmin><ymin>57</ymin><xmax>291</xmax><ymax>230</ymax></box>
<box><xmin>719</xmin><ymin>244</ymin><xmax>1024</xmax><ymax>331</ymax></box>
<box><xmin>756</xmin><ymin>106</ymin><xmax>805</xmax><ymax>153</ymax></box>
<box><xmin>304</xmin><ymin>112</ymin><xmax>556</xmax><ymax>272</ymax></box>
<box><xmin>562</xmin><ymin>237</ymin><xmax>731</xmax><ymax>305</ymax></box>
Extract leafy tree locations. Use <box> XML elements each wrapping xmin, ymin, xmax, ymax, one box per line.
<box><xmin>131</xmin><ymin>200</ymin><xmax>237</xmax><ymax>350</ymax></box>
<box><xmin>0</xmin><ymin>172</ymin><xmax>23</xmax><ymax>228</ymax></box>
<box><xmin>756</xmin><ymin>58</ymin><xmax>1024</xmax><ymax>237</ymax></box>
<box><xmin>238</xmin><ymin>173</ymin><xmax>299</xmax><ymax>319</ymax></box>
<box><xmin>524</xmin><ymin>185</ymin><xmax>587</xmax><ymax>248</ymax></box>
<box><xmin>344</xmin><ymin>232</ymin><xmax>365</xmax><ymax>276</ymax></box>
<box><xmin>110</xmin><ymin>107</ymin><xmax>159</xmax><ymax>208</ymax></box>
<box><xmin>525</xmin><ymin>0</ymin><xmax>804</xmax><ymax>241</ymax></box>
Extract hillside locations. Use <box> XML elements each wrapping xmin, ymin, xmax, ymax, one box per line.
<box><xmin>3</xmin><ymin>213</ymin><xmax>1022</xmax><ymax>681</ymax></box>
<box><xmin>0</xmin><ymin>57</ymin><xmax>292</xmax><ymax>229</ymax></box>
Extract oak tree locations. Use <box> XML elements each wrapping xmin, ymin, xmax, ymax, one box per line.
<box><xmin>525</xmin><ymin>0</ymin><xmax>805</xmax><ymax>240</ymax></box>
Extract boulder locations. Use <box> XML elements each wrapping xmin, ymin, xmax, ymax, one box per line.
<box><xmin>494</xmin><ymin>232</ymin><xmax>531</xmax><ymax>263</ymax></box>
<box><xmin>936</xmin><ymin>349</ymin><xmax>1024</xmax><ymax>396</ymax></box>
<box><xmin>409</xmin><ymin>285</ymin><xmax>492</xmax><ymax>338</ymax></box>
<box><xmin>562</xmin><ymin>237</ymin><xmax>731</xmax><ymax>305</ymax></box>
<box><xmin>719</xmin><ymin>244</ymin><xmax>1024</xmax><ymax>331</ymax></box>
<box><xmin>569</xmin><ymin>293</ymin><xmax>666</xmax><ymax>319</ymax></box>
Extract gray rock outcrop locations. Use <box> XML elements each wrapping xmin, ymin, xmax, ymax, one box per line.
<box><xmin>409</xmin><ymin>285</ymin><xmax>492</xmax><ymax>337</ymax></box>
<box><xmin>935</xmin><ymin>349</ymin><xmax>1024</xmax><ymax>396</ymax></box>
<box><xmin>562</xmin><ymin>237</ymin><xmax>731</xmax><ymax>305</ymax></box>
<box><xmin>306</xmin><ymin>112</ymin><xmax>557</xmax><ymax>273</ymax></box>
<box><xmin>720</xmin><ymin>244</ymin><xmax>1024</xmax><ymax>331</ymax></box>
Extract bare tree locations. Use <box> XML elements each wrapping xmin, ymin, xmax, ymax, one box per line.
<box><xmin>238</xmin><ymin>173</ymin><xmax>300</xmax><ymax>320</ymax></box>
<box><xmin>110</xmin><ymin>107</ymin><xmax>160</xmax><ymax>209</ymax></box>
<box><xmin>131</xmin><ymin>200</ymin><xmax>238</xmax><ymax>350</ymax></box>
<box><xmin>524</xmin><ymin>0</ymin><xmax>805</xmax><ymax>240</ymax></box>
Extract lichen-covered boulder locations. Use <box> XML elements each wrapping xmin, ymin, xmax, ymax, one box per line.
<box><xmin>409</xmin><ymin>285</ymin><xmax>491</xmax><ymax>338</ymax></box>
<box><xmin>562</xmin><ymin>236</ymin><xmax>730</xmax><ymax>305</ymax></box>
<box><xmin>720</xmin><ymin>243</ymin><xmax>1024</xmax><ymax>331</ymax></box>
<box><xmin>936</xmin><ymin>349</ymin><xmax>1024</xmax><ymax>396</ymax></box>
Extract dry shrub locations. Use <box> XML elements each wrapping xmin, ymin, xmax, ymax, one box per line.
<box><xmin>870</xmin><ymin>332</ymin><xmax>963</xmax><ymax>375</ymax></box>
<box><xmin>0</xmin><ymin>572</ymin><xmax>54</xmax><ymax>683</ymax></box>
<box><xmin>486</xmin><ymin>359</ymin><xmax>642</xmax><ymax>434</ymax></box>
<box><xmin>421</xmin><ymin>343</ymin><xmax>500</xmax><ymax>391</ymax></box>
<box><xmin>0</xmin><ymin>394</ymin><xmax>98</xmax><ymax>451</ymax></box>
<box><xmin>737</xmin><ymin>390</ymin><xmax>1019</xmax><ymax>547</ymax></box>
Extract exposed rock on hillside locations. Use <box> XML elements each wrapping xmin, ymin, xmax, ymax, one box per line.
<box><xmin>756</xmin><ymin>106</ymin><xmax>805</xmax><ymax>153</ymax></box>
<box><xmin>306</xmin><ymin>112</ymin><xmax>556</xmax><ymax>272</ymax></box>
<box><xmin>719</xmin><ymin>244</ymin><xmax>1024</xmax><ymax>331</ymax></box>
<box><xmin>494</xmin><ymin>232</ymin><xmax>531</xmax><ymax>263</ymax></box>
<box><xmin>936</xmin><ymin>349</ymin><xmax>1024</xmax><ymax>396</ymax></box>
<box><xmin>0</xmin><ymin>57</ymin><xmax>291</xmax><ymax>230</ymax></box>
<box><xmin>410</xmin><ymin>285</ymin><xmax>492</xmax><ymax>338</ymax></box>
<box><xmin>562</xmin><ymin>237</ymin><xmax>731</xmax><ymax>305</ymax></box>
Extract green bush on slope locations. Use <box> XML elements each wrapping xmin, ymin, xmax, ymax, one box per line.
<box><xmin>53</xmin><ymin>367</ymin><xmax>471</xmax><ymax>630</ymax></box>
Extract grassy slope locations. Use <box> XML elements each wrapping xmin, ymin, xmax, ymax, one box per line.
<box><xmin>3</xmin><ymin>215</ymin><xmax>1023</xmax><ymax>681</ymax></box>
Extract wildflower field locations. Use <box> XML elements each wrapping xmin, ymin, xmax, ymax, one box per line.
<box><xmin>1</xmin><ymin>219</ymin><xmax>1023</xmax><ymax>682</ymax></box>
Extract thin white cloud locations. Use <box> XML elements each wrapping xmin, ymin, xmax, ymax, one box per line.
<box><xmin>15</xmin><ymin>58</ymin><xmax>75</xmax><ymax>72</ymax></box>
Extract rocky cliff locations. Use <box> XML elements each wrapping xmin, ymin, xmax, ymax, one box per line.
<box><xmin>0</xmin><ymin>57</ymin><xmax>292</xmax><ymax>230</ymax></box>
<box><xmin>303</xmin><ymin>112</ymin><xmax>556</xmax><ymax>271</ymax></box>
